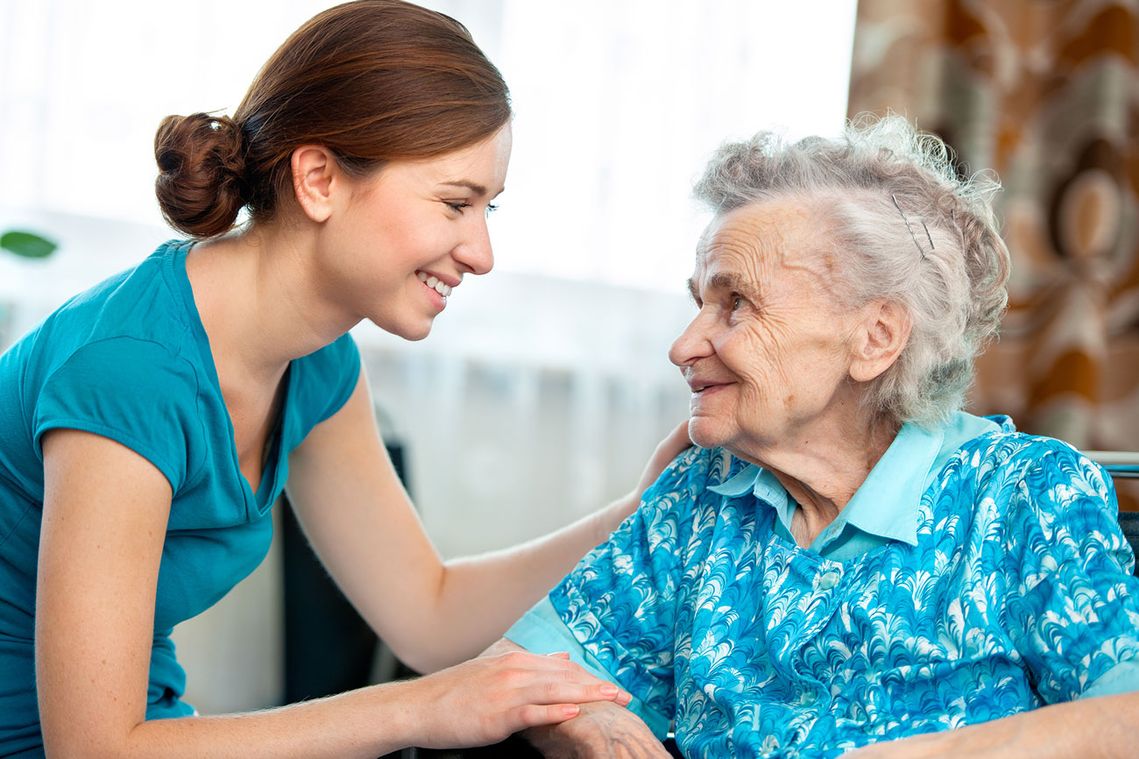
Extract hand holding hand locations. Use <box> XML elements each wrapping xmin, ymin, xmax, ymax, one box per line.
<box><xmin>405</xmin><ymin>650</ymin><xmax>632</xmax><ymax>749</ymax></box>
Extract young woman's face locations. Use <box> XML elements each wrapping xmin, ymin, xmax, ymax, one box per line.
<box><xmin>316</xmin><ymin>123</ymin><xmax>512</xmax><ymax>340</ymax></box>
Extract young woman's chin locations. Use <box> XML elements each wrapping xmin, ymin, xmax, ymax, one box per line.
<box><xmin>371</xmin><ymin>315</ymin><xmax>435</xmax><ymax>342</ymax></box>
<box><xmin>402</xmin><ymin>328</ymin><xmax>433</xmax><ymax>342</ymax></box>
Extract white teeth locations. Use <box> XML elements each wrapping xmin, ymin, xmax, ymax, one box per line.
<box><xmin>417</xmin><ymin>271</ymin><xmax>452</xmax><ymax>297</ymax></box>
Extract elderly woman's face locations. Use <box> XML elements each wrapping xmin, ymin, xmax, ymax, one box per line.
<box><xmin>669</xmin><ymin>199</ymin><xmax>860</xmax><ymax>458</ymax></box>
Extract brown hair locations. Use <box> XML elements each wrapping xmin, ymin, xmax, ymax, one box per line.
<box><xmin>155</xmin><ymin>0</ymin><xmax>511</xmax><ymax>238</ymax></box>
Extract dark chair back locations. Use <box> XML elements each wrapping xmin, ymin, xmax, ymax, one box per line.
<box><xmin>1119</xmin><ymin>511</ymin><xmax>1139</xmax><ymax>578</ymax></box>
<box><xmin>1087</xmin><ymin>452</ymin><xmax>1139</xmax><ymax>577</ymax></box>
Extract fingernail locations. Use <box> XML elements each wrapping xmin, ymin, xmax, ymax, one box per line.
<box><xmin>562</xmin><ymin>704</ymin><xmax>580</xmax><ymax>717</ymax></box>
<box><xmin>618</xmin><ymin>691</ymin><xmax>633</xmax><ymax>705</ymax></box>
<box><xmin>601</xmin><ymin>684</ymin><xmax>618</xmax><ymax>696</ymax></box>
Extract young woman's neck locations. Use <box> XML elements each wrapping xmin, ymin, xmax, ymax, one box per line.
<box><xmin>186</xmin><ymin>221</ymin><xmax>355</xmax><ymax>383</ymax></box>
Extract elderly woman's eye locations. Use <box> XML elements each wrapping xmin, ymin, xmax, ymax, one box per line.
<box><xmin>731</xmin><ymin>294</ymin><xmax>745</xmax><ymax>311</ymax></box>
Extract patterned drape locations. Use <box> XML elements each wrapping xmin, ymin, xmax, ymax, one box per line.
<box><xmin>848</xmin><ymin>0</ymin><xmax>1139</xmax><ymax>509</ymax></box>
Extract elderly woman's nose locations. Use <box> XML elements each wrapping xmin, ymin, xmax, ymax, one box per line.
<box><xmin>669</xmin><ymin>316</ymin><xmax>712</xmax><ymax>367</ymax></box>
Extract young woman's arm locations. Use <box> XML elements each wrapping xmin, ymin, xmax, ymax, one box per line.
<box><xmin>37</xmin><ymin>428</ymin><xmax>628</xmax><ymax>758</ymax></box>
<box><xmin>285</xmin><ymin>368</ymin><xmax>689</xmax><ymax>672</ymax></box>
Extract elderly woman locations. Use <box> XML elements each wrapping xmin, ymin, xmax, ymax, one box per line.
<box><xmin>487</xmin><ymin>116</ymin><xmax>1139</xmax><ymax>758</ymax></box>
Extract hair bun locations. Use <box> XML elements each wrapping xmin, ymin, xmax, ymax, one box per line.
<box><xmin>154</xmin><ymin>113</ymin><xmax>247</xmax><ymax>238</ymax></box>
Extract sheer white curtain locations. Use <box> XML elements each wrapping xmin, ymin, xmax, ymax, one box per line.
<box><xmin>1</xmin><ymin>0</ymin><xmax>856</xmax><ymax>290</ymax></box>
<box><xmin>0</xmin><ymin>0</ymin><xmax>855</xmax><ymax>713</ymax></box>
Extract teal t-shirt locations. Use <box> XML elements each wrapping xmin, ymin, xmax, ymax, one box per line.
<box><xmin>0</xmin><ymin>240</ymin><xmax>361</xmax><ymax>756</ymax></box>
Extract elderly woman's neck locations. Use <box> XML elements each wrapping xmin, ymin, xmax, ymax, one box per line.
<box><xmin>755</xmin><ymin>414</ymin><xmax>900</xmax><ymax>548</ymax></box>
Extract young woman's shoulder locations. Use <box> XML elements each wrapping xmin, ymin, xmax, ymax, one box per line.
<box><xmin>22</xmin><ymin>239</ymin><xmax>200</xmax><ymax>367</ymax></box>
<box><xmin>4</xmin><ymin>240</ymin><xmax>209</xmax><ymax>492</ymax></box>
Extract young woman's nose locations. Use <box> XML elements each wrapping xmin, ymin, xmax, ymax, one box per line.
<box><xmin>454</xmin><ymin>216</ymin><xmax>494</xmax><ymax>275</ymax></box>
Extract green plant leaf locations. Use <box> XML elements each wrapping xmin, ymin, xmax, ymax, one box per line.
<box><xmin>1</xmin><ymin>230</ymin><xmax>58</xmax><ymax>259</ymax></box>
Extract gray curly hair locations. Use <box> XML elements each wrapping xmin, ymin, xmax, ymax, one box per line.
<box><xmin>693</xmin><ymin>114</ymin><xmax>1011</xmax><ymax>427</ymax></box>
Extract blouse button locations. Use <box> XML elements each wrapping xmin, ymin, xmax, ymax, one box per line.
<box><xmin>817</xmin><ymin>568</ymin><xmax>841</xmax><ymax>590</ymax></box>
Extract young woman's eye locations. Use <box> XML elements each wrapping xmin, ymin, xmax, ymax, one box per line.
<box><xmin>485</xmin><ymin>203</ymin><xmax>499</xmax><ymax>215</ymax></box>
<box><xmin>445</xmin><ymin>201</ymin><xmax>472</xmax><ymax>213</ymax></box>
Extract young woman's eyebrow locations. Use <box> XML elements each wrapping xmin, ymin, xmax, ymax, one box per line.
<box><xmin>438</xmin><ymin>180</ymin><xmax>507</xmax><ymax>199</ymax></box>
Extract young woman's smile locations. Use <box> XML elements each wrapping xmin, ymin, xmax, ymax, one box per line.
<box><xmin>315</xmin><ymin>123</ymin><xmax>512</xmax><ymax>340</ymax></box>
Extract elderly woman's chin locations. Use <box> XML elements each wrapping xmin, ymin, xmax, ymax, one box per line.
<box><xmin>686</xmin><ymin>415</ymin><xmax>734</xmax><ymax>451</ymax></box>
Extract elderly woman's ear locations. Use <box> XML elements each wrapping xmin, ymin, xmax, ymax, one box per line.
<box><xmin>848</xmin><ymin>300</ymin><xmax>911</xmax><ymax>383</ymax></box>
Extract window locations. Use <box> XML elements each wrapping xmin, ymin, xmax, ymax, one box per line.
<box><xmin>0</xmin><ymin>0</ymin><xmax>856</xmax><ymax>292</ymax></box>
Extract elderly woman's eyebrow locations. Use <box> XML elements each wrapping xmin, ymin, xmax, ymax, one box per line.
<box><xmin>686</xmin><ymin>272</ymin><xmax>762</xmax><ymax>304</ymax></box>
<box><xmin>709</xmin><ymin>271</ymin><xmax>748</xmax><ymax>292</ymax></box>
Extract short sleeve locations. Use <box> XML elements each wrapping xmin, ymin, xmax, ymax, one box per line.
<box><xmin>524</xmin><ymin>445</ymin><xmax>714</xmax><ymax>734</ymax></box>
<box><xmin>34</xmin><ymin>337</ymin><xmax>198</xmax><ymax>492</ymax></box>
<box><xmin>1000</xmin><ymin>443</ymin><xmax>1139</xmax><ymax>703</ymax></box>
<box><xmin>292</xmin><ymin>333</ymin><xmax>362</xmax><ymax>429</ymax></box>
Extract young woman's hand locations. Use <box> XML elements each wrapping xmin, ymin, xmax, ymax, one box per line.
<box><xmin>607</xmin><ymin>420</ymin><xmax>692</xmax><ymax>526</ymax></box>
<box><xmin>589</xmin><ymin>420</ymin><xmax>692</xmax><ymax>537</ymax></box>
<box><xmin>403</xmin><ymin>650</ymin><xmax>632</xmax><ymax>749</ymax></box>
<box><xmin>633</xmin><ymin>421</ymin><xmax>692</xmax><ymax>498</ymax></box>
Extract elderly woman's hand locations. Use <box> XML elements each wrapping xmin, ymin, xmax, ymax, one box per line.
<box><xmin>524</xmin><ymin>701</ymin><xmax>671</xmax><ymax>759</ymax></box>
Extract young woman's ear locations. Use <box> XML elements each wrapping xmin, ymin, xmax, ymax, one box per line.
<box><xmin>290</xmin><ymin>146</ymin><xmax>340</xmax><ymax>223</ymax></box>
<box><xmin>849</xmin><ymin>300</ymin><xmax>912</xmax><ymax>383</ymax></box>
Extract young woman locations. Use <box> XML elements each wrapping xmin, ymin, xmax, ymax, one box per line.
<box><xmin>0</xmin><ymin>2</ymin><xmax>687</xmax><ymax>756</ymax></box>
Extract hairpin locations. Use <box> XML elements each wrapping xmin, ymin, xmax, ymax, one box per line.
<box><xmin>891</xmin><ymin>193</ymin><xmax>934</xmax><ymax>259</ymax></box>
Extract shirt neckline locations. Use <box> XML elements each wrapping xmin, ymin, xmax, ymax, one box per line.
<box><xmin>158</xmin><ymin>239</ymin><xmax>293</xmax><ymax>517</ymax></box>
<box><xmin>709</xmin><ymin>412</ymin><xmax>1002</xmax><ymax>555</ymax></box>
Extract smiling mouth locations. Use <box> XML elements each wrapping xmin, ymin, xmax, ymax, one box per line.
<box><xmin>691</xmin><ymin>381</ymin><xmax>733</xmax><ymax>394</ymax></box>
<box><xmin>416</xmin><ymin>271</ymin><xmax>453</xmax><ymax>298</ymax></box>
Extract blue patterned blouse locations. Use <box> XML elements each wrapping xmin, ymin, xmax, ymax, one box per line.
<box><xmin>507</xmin><ymin>413</ymin><xmax>1139</xmax><ymax>758</ymax></box>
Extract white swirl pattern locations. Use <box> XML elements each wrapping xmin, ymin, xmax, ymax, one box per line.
<box><xmin>549</xmin><ymin>418</ymin><xmax>1139</xmax><ymax>757</ymax></box>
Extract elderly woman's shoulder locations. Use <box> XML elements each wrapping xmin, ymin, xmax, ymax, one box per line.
<box><xmin>959</xmin><ymin>422</ymin><xmax>1108</xmax><ymax>482</ymax></box>
<box><xmin>949</xmin><ymin>421</ymin><xmax>1116</xmax><ymax>522</ymax></box>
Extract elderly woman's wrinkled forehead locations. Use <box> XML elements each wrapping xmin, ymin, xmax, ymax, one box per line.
<box><xmin>694</xmin><ymin>199</ymin><xmax>832</xmax><ymax>285</ymax></box>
